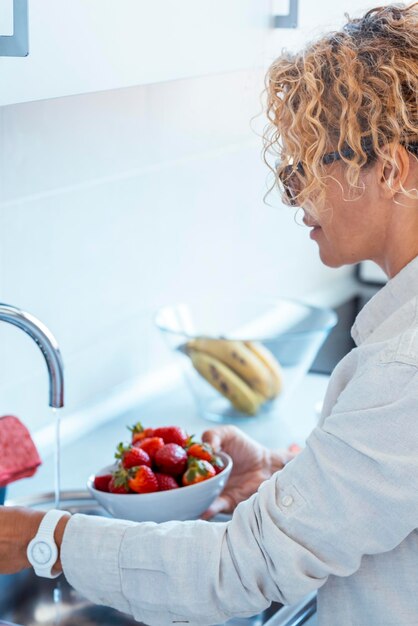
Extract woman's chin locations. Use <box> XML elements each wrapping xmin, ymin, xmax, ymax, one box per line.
<box><xmin>317</xmin><ymin>248</ymin><xmax>346</xmax><ymax>268</ymax></box>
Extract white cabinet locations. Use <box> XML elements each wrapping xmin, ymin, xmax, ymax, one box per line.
<box><xmin>265</xmin><ymin>0</ymin><xmax>393</xmax><ymax>64</ymax></box>
<box><xmin>1</xmin><ymin>0</ymin><xmax>383</xmax><ymax>108</ymax></box>
<box><xmin>0</xmin><ymin>0</ymin><xmax>271</xmax><ymax>106</ymax></box>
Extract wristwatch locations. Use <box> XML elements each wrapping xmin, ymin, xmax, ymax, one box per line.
<box><xmin>26</xmin><ymin>509</ymin><xmax>69</xmax><ymax>578</ymax></box>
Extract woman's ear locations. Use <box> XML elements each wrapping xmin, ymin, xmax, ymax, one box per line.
<box><xmin>378</xmin><ymin>144</ymin><xmax>411</xmax><ymax>199</ymax></box>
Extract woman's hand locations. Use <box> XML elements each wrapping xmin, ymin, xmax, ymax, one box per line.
<box><xmin>201</xmin><ymin>425</ymin><xmax>299</xmax><ymax>519</ymax></box>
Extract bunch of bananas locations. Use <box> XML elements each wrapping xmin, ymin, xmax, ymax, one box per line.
<box><xmin>185</xmin><ymin>337</ymin><xmax>283</xmax><ymax>415</ymax></box>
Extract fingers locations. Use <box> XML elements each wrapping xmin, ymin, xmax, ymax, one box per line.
<box><xmin>282</xmin><ymin>443</ymin><xmax>303</xmax><ymax>464</ymax></box>
<box><xmin>202</xmin><ymin>429</ymin><xmax>222</xmax><ymax>452</ymax></box>
<box><xmin>200</xmin><ymin>495</ymin><xmax>233</xmax><ymax>520</ymax></box>
<box><xmin>202</xmin><ymin>425</ymin><xmax>241</xmax><ymax>452</ymax></box>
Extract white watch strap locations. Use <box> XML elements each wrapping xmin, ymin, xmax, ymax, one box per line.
<box><xmin>36</xmin><ymin>508</ymin><xmax>68</xmax><ymax>538</ymax></box>
<box><xmin>27</xmin><ymin>509</ymin><xmax>68</xmax><ymax>578</ymax></box>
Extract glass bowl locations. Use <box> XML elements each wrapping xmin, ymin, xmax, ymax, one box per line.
<box><xmin>155</xmin><ymin>298</ymin><xmax>337</xmax><ymax>423</ymax></box>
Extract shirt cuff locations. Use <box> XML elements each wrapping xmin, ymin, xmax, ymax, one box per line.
<box><xmin>60</xmin><ymin>513</ymin><xmax>136</xmax><ymax>616</ymax></box>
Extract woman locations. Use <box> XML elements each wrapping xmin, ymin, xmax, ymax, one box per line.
<box><xmin>1</xmin><ymin>3</ymin><xmax>418</xmax><ymax>625</ymax></box>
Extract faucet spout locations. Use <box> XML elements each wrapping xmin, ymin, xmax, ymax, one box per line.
<box><xmin>0</xmin><ymin>303</ymin><xmax>64</xmax><ymax>408</ymax></box>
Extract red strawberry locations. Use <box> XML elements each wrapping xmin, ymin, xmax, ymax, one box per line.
<box><xmin>182</xmin><ymin>459</ymin><xmax>216</xmax><ymax>486</ymax></box>
<box><xmin>128</xmin><ymin>466</ymin><xmax>159</xmax><ymax>494</ymax></box>
<box><xmin>128</xmin><ymin>422</ymin><xmax>155</xmax><ymax>444</ymax></box>
<box><xmin>115</xmin><ymin>442</ymin><xmax>151</xmax><ymax>470</ymax></box>
<box><xmin>153</xmin><ymin>426</ymin><xmax>188</xmax><ymax>447</ymax></box>
<box><xmin>109</xmin><ymin>468</ymin><xmax>130</xmax><ymax>494</ymax></box>
<box><xmin>154</xmin><ymin>443</ymin><xmax>188</xmax><ymax>476</ymax></box>
<box><xmin>109</xmin><ymin>479</ymin><xmax>129</xmax><ymax>494</ymax></box>
<box><xmin>187</xmin><ymin>442</ymin><xmax>213</xmax><ymax>462</ymax></box>
<box><xmin>135</xmin><ymin>436</ymin><xmax>165</xmax><ymax>461</ymax></box>
<box><xmin>155</xmin><ymin>472</ymin><xmax>179</xmax><ymax>491</ymax></box>
<box><xmin>93</xmin><ymin>473</ymin><xmax>112</xmax><ymax>492</ymax></box>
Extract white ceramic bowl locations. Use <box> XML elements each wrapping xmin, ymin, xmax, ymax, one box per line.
<box><xmin>87</xmin><ymin>451</ymin><xmax>233</xmax><ymax>523</ymax></box>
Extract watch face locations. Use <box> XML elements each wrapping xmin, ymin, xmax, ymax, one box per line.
<box><xmin>31</xmin><ymin>541</ymin><xmax>52</xmax><ymax>565</ymax></box>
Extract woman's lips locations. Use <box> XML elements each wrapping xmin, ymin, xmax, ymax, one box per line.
<box><xmin>309</xmin><ymin>225</ymin><xmax>322</xmax><ymax>239</ymax></box>
<box><xmin>302</xmin><ymin>215</ymin><xmax>322</xmax><ymax>238</ymax></box>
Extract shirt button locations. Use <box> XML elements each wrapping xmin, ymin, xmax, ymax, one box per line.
<box><xmin>281</xmin><ymin>495</ymin><xmax>294</xmax><ymax>507</ymax></box>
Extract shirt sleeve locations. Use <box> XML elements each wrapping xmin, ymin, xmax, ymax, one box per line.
<box><xmin>61</xmin><ymin>360</ymin><xmax>418</xmax><ymax>626</ymax></box>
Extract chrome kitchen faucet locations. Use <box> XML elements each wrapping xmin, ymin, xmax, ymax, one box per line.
<box><xmin>0</xmin><ymin>303</ymin><xmax>64</xmax><ymax>408</ymax></box>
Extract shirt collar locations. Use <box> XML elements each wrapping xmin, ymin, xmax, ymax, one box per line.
<box><xmin>351</xmin><ymin>255</ymin><xmax>418</xmax><ymax>346</ymax></box>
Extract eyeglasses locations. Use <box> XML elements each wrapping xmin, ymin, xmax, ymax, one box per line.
<box><xmin>276</xmin><ymin>142</ymin><xmax>418</xmax><ymax>207</ymax></box>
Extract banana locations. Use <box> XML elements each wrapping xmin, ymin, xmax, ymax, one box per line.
<box><xmin>186</xmin><ymin>338</ymin><xmax>275</xmax><ymax>399</ymax></box>
<box><xmin>244</xmin><ymin>341</ymin><xmax>283</xmax><ymax>397</ymax></box>
<box><xmin>187</xmin><ymin>348</ymin><xmax>265</xmax><ymax>415</ymax></box>
<box><xmin>184</xmin><ymin>337</ymin><xmax>284</xmax><ymax>415</ymax></box>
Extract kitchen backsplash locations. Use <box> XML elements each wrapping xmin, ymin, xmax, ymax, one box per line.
<box><xmin>0</xmin><ymin>68</ymin><xmax>350</xmax><ymax>439</ymax></box>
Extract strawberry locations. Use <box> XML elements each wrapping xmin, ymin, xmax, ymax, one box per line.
<box><xmin>109</xmin><ymin>479</ymin><xmax>129</xmax><ymax>494</ymax></box>
<box><xmin>186</xmin><ymin>441</ymin><xmax>225</xmax><ymax>473</ymax></box>
<box><xmin>155</xmin><ymin>472</ymin><xmax>179</xmax><ymax>491</ymax></box>
<box><xmin>128</xmin><ymin>465</ymin><xmax>159</xmax><ymax>494</ymax></box>
<box><xmin>187</xmin><ymin>442</ymin><xmax>213</xmax><ymax>462</ymax></box>
<box><xmin>109</xmin><ymin>468</ymin><xmax>130</xmax><ymax>494</ymax></box>
<box><xmin>182</xmin><ymin>458</ymin><xmax>216</xmax><ymax>486</ymax></box>
<box><xmin>93</xmin><ymin>473</ymin><xmax>112</xmax><ymax>492</ymax></box>
<box><xmin>153</xmin><ymin>426</ymin><xmax>188</xmax><ymax>447</ymax></box>
<box><xmin>115</xmin><ymin>442</ymin><xmax>151</xmax><ymax>470</ymax></box>
<box><xmin>211</xmin><ymin>454</ymin><xmax>226</xmax><ymax>475</ymax></box>
<box><xmin>154</xmin><ymin>443</ymin><xmax>188</xmax><ymax>476</ymax></box>
<box><xmin>128</xmin><ymin>422</ymin><xmax>155</xmax><ymax>444</ymax></box>
<box><xmin>134</xmin><ymin>436</ymin><xmax>165</xmax><ymax>461</ymax></box>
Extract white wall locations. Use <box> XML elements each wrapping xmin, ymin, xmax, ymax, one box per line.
<box><xmin>0</xmin><ymin>68</ymin><xmax>351</xmax><ymax>436</ymax></box>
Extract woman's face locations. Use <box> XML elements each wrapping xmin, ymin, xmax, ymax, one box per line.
<box><xmin>302</xmin><ymin>161</ymin><xmax>392</xmax><ymax>269</ymax></box>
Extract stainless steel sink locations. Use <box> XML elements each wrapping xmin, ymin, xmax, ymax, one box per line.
<box><xmin>0</xmin><ymin>491</ymin><xmax>315</xmax><ymax>626</ymax></box>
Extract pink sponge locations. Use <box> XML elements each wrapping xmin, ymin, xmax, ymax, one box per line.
<box><xmin>0</xmin><ymin>415</ymin><xmax>42</xmax><ymax>487</ymax></box>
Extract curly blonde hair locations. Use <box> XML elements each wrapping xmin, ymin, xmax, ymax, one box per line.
<box><xmin>263</xmin><ymin>2</ymin><xmax>418</xmax><ymax>213</ymax></box>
